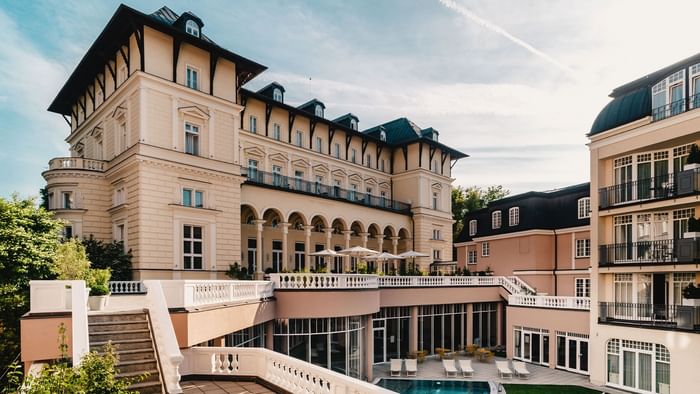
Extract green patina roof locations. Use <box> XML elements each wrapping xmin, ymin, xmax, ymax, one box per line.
<box><xmin>363</xmin><ymin>117</ymin><xmax>423</xmax><ymax>144</ymax></box>
<box><xmin>589</xmin><ymin>87</ymin><xmax>651</xmax><ymax>136</ymax></box>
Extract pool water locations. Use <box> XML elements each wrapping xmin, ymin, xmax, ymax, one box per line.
<box><xmin>376</xmin><ymin>379</ymin><xmax>492</xmax><ymax>393</ymax></box>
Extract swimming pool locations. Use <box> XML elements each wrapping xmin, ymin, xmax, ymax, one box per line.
<box><xmin>376</xmin><ymin>379</ymin><xmax>493</xmax><ymax>393</ymax></box>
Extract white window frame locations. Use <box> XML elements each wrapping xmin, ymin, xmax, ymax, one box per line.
<box><xmin>575</xmin><ymin>278</ymin><xmax>590</xmax><ymax>298</ymax></box>
<box><xmin>508</xmin><ymin>207</ymin><xmax>520</xmax><ymax>226</ymax></box>
<box><xmin>380</xmin><ymin>130</ymin><xmax>386</xmax><ymax>141</ymax></box>
<box><xmin>315</xmin><ymin>105</ymin><xmax>323</xmax><ymax>117</ymax></box>
<box><xmin>350</xmin><ymin>118</ymin><xmax>357</xmax><ymax>130</ymax></box>
<box><xmin>578</xmin><ymin>197</ymin><xmax>591</xmax><ymax>219</ymax></box>
<box><xmin>351</xmin><ymin>149</ymin><xmax>357</xmax><ymax>163</ymax></box>
<box><xmin>467</xmin><ymin>250</ymin><xmax>477</xmax><ymax>264</ymax></box>
<box><xmin>183</xmin><ymin>224</ymin><xmax>203</xmax><ymax>270</ymax></box>
<box><xmin>481</xmin><ymin>242</ymin><xmax>490</xmax><ymax>257</ymax></box>
<box><xmin>185</xmin><ymin>20</ymin><xmax>200</xmax><ymax>37</ymax></box>
<box><xmin>492</xmin><ymin>211</ymin><xmax>502</xmax><ymax>229</ymax></box>
<box><xmin>334</xmin><ymin>143</ymin><xmax>341</xmax><ymax>159</ymax></box>
<box><xmin>432</xmin><ymin>192</ymin><xmax>439</xmax><ymax>210</ymax></box>
<box><xmin>295</xmin><ymin>130</ymin><xmax>303</xmax><ymax>147</ymax></box>
<box><xmin>575</xmin><ymin>239</ymin><xmax>591</xmax><ymax>258</ymax></box>
<box><xmin>273</xmin><ymin>88</ymin><xmax>283</xmax><ymax>102</ymax></box>
<box><xmin>249</xmin><ymin>116</ymin><xmax>257</xmax><ymax>133</ymax></box>
<box><xmin>469</xmin><ymin>220</ymin><xmax>477</xmax><ymax>236</ymax></box>
<box><xmin>273</xmin><ymin>123</ymin><xmax>281</xmax><ymax>141</ymax></box>
<box><xmin>316</xmin><ymin>136</ymin><xmax>323</xmax><ymax>153</ymax></box>
<box><xmin>182</xmin><ymin>188</ymin><xmax>204</xmax><ymax>208</ymax></box>
<box><xmin>184</xmin><ymin>122</ymin><xmax>200</xmax><ymax>155</ymax></box>
<box><xmin>61</xmin><ymin>191</ymin><xmax>73</xmax><ymax>209</ymax></box>
<box><xmin>186</xmin><ymin>65</ymin><xmax>199</xmax><ymax>90</ymax></box>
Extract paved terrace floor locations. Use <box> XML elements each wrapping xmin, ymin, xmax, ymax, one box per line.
<box><xmin>181</xmin><ymin>380</ymin><xmax>276</xmax><ymax>394</ymax></box>
<box><xmin>373</xmin><ymin>356</ymin><xmax>629</xmax><ymax>394</ymax></box>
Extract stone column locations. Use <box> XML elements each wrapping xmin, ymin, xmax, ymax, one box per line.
<box><xmin>364</xmin><ymin>314</ymin><xmax>374</xmax><ymax>381</ymax></box>
<box><xmin>410</xmin><ymin>306</ymin><xmax>419</xmax><ymax>353</ymax></box>
<box><xmin>265</xmin><ymin>320</ymin><xmax>274</xmax><ymax>350</ymax></box>
<box><xmin>376</xmin><ymin>235</ymin><xmax>385</xmax><ymax>273</ymax></box>
<box><xmin>359</xmin><ymin>232</ymin><xmax>370</xmax><ymax>272</ymax></box>
<box><xmin>466</xmin><ymin>303</ymin><xmax>474</xmax><ymax>346</ymax></box>
<box><xmin>496</xmin><ymin>302</ymin><xmax>504</xmax><ymax>346</ymax></box>
<box><xmin>323</xmin><ymin>227</ymin><xmax>334</xmax><ymax>271</ymax></box>
<box><xmin>303</xmin><ymin>225</ymin><xmax>314</xmax><ymax>271</ymax></box>
<box><xmin>342</xmin><ymin>230</ymin><xmax>352</xmax><ymax>272</ymax></box>
<box><xmin>281</xmin><ymin>222</ymin><xmax>290</xmax><ymax>272</ymax></box>
<box><xmin>391</xmin><ymin>236</ymin><xmax>400</xmax><ymax>274</ymax></box>
<box><xmin>254</xmin><ymin>219</ymin><xmax>266</xmax><ymax>280</ymax></box>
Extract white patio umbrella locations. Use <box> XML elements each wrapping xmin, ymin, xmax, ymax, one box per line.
<box><xmin>309</xmin><ymin>249</ymin><xmax>345</xmax><ymax>272</ymax></box>
<box><xmin>398</xmin><ymin>250</ymin><xmax>430</xmax><ymax>274</ymax></box>
<box><xmin>365</xmin><ymin>252</ymin><xmax>404</xmax><ymax>275</ymax></box>
<box><xmin>338</xmin><ymin>246</ymin><xmax>378</xmax><ymax>273</ymax></box>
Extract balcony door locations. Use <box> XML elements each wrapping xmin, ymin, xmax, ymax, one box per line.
<box><xmin>614</xmin><ymin>160</ymin><xmax>633</xmax><ymax>203</ymax></box>
<box><xmin>272</xmin><ymin>240</ymin><xmax>282</xmax><ymax>273</ymax></box>
<box><xmin>557</xmin><ymin>335</ymin><xmax>589</xmax><ymax>375</ymax></box>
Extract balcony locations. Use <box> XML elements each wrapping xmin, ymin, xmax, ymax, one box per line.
<box><xmin>242</xmin><ymin>168</ymin><xmax>411</xmax><ymax>214</ymax></box>
<box><xmin>47</xmin><ymin>157</ymin><xmax>106</xmax><ymax>172</ymax></box>
<box><xmin>651</xmin><ymin>94</ymin><xmax>700</xmax><ymax>123</ymax></box>
<box><xmin>599</xmin><ymin>238</ymin><xmax>700</xmax><ymax>266</ymax></box>
<box><xmin>599</xmin><ymin>302</ymin><xmax>700</xmax><ymax>332</ymax></box>
<box><xmin>509</xmin><ymin>294</ymin><xmax>590</xmax><ymax>310</ymax></box>
<box><xmin>599</xmin><ymin>168</ymin><xmax>700</xmax><ymax>208</ymax></box>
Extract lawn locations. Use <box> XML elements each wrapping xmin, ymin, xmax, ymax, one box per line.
<box><xmin>502</xmin><ymin>384</ymin><xmax>603</xmax><ymax>394</ymax></box>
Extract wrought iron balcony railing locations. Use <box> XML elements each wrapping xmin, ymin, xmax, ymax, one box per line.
<box><xmin>599</xmin><ymin>302</ymin><xmax>700</xmax><ymax>331</ymax></box>
<box><xmin>651</xmin><ymin>94</ymin><xmax>700</xmax><ymax>122</ymax></box>
<box><xmin>599</xmin><ymin>238</ymin><xmax>700</xmax><ymax>266</ymax></box>
<box><xmin>599</xmin><ymin>168</ymin><xmax>700</xmax><ymax>208</ymax></box>
<box><xmin>242</xmin><ymin>168</ymin><xmax>411</xmax><ymax>214</ymax></box>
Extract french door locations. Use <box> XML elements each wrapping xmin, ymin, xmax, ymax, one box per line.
<box><xmin>557</xmin><ymin>335</ymin><xmax>589</xmax><ymax>375</ymax></box>
<box><xmin>272</xmin><ymin>241</ymin><xmax>282</xmax><ymax>273</ymax></box>
<box><xmin>373</xmin><ymin>326</ymin><xmax>385</xmax><ymax>363</ymax></box>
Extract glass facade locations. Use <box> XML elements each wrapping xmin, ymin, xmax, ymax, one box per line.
<box><xmin>225</xmin><ymin>323</ymin><xmax>265</xmax><ymax>348</ymax></box>
<box><xmin>418</xmin><ymin>304</ymin><xmax>467</xmax><ymax>353</ymax></box>
<box><xmin>473</xmin><ymin>302</ymin><xmax>497</xmax><ymax>348</ymax></box>
<box><xmin>273</xmin><ymin>316</ymin><xmax>364</xmax><ymax>379</ymax></box>
<box><xmin>373</xmin><ymin>307</ymin><xmax>410</xmax><ymax>363</ymax></box>
<box><xmin>606</xmin><ymin>339</ymin><xmax>670</xmax><ymax>393</ymax></box>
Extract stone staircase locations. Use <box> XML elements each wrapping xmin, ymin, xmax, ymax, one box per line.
<box><xmin>88</xmin><ymin>310</ymin><xmax>164</xmax><ymax>394</ymax></box>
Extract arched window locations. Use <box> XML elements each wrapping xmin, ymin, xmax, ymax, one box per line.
<box><xmin>315</xmin><ymin>105</ymin><xmax>323</xmax><ymax>117</ymax></box>
<box><xmin>380</xmin><ymin>130</ymin><xmax>387</xmax><ymax>141</ymax></box>
<box><xmin>350</xmin><ymin>118</ymin><xmax>357</xmax><ymax>130</ymax></box>
<box><xmin>578</xmin><ymin>197</ymin><xmax>590</xmax><ymax>219</ymax></box>
<box><xmin>491</xmin><ymin>211</ymin><xmax>502</xmax><ymax>229</ymax></box>
<box><xmin>432</xmin><ymin>132</ymin><xmax>438</xmax><ymax>141</ymax></box>
<box><xmin>273</xmin><ymin>88</ymin><xmax>283</xmax><ymax>102</ymax></box>
<box><xmin>185</xmin><ymin>20</ymin><xmax>200</xmax><ymax>37</ymax></box>
<box><xmin>508</xmin><ymin>207</ymin><xmax>520</xmax><ymax>226</ymax></box>
<box><xmin>469</xmin><ymin>220</ymin><xmax>477</xmax><ymax>236</ymax></box>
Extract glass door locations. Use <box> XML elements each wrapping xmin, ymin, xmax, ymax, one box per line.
<box><xmin>272</xmin><ymin>241</ymin><xmax>282</xmax><ymax>273</ymax></box>
<box><xmin>373</xmin><ymin>326</ymin><xmax>385</xmax><ymax>364</ymax></box>
<box><xmin>531</xmin><ymin>333</ymin><xmax>541</xmax><ymax>364</ymax></box>
<box><xmin>614</xmin><ymin>163</ymin><xmax>633</xmax><ymax>203</ymax></box>
<box><xmin>562</xmin><ymin>337</ymin><xmax>589</xmax><ymax>375</ymax></box>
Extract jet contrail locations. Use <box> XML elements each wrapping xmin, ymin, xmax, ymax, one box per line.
<box><xmin>438</xmin><ymin>0</ymin><xmax>574</xmax><ymax>75</ymax></box>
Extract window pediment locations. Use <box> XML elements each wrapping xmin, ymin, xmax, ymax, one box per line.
<box><xmin>312</xmin><ymin>163</ymin><xmax>330</xmax><ymax>174</ymax></box>
<box><xmin>111</xmin><ymin>105</ymin><xmax>127</xmax><ymax>119</ymax></box>
<box><xmin>348</xmin><ymin>173</ymin><xmax>363</xmax><ymax>182</ymax></box>
<box><xmin>268</xmin><ymin>152</ymin><xmax>288</xmax><ymax>163</ymax></box>
<box><xmin>364</xmin><ymin>177</ymin><xmax>378</xmax><ymax>186</ymax></box>
<box><xmin>291</xmin><ymin>158</ymin><xmax>310</xmax><ymax>169</ymax></box>
<box><xmin>178</xmin><ymin>105</ymin><xmax>210</xmax><ymax>120</ymax></box>
<box><xmin>331</xmin><ymin>168</ymin><xmax>347</xmax><ymax>177</ymax></box>
<box><xmin>243</xmin><ymin>146</ymin><xmax>265</xmax><ymax>159</ymax></box>
<box><xmin>431</xmin><ymin>182</ymin><xmax>443</xmax><ymax>190</ymax></box>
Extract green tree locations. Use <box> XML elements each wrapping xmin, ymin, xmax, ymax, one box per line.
<box><xmin>452</xmin><ymin>185</ymin><xmax>509</xmax><ymax>240</ymax></box>
<box><xmin>82</xmin><ymin>236</ymin><xmax>132</xmax><ymax>281</ymax></box>
<box><xmin>52</xmin><ymin>239</ymin><xmax>91</xmax><ymax>280</ymax></box>
<box><xmin>0</xmin><ymin>195</ymin><xmax>63</xmax><ymax>386</ymax></box>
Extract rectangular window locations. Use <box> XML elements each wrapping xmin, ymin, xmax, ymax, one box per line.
<box><xmin>481</xmin><ymin>242</ymin><xmax>490</xmax><ymax>257</ymax></box>
<box><xmin>119</xmin><ymin>122</ymin><xmax>127</xmax><ymax>152</ymax></box>
<box><xmin>366</xmin><ymin>154</ymin><xmax>372</xmax><ymax>168</ymax></box>
<box><xmin>182</xmin><ymin>189</ymin><xmax>204</xmax><ymax>208</ymax></box>
<box><xmin>273</xmin><ymin>123</ymin><xmax>281</xmax><ymax>140</ymax></box>
<box><xmin>62</xmin><ymin>192</ymin><xmax>73</xmax><ymax>209</ymax></box>
<box><xmin>578</xmin><ymin>197</ymin><xmax>591</xmax><ymax>219</ymax></box>
<box><xmin>575</xmin><ymin>239</ymin><xmax>590</xmax><ymax>258</ymax></box>
<box><xmin>432</xmin><ymin>229</ymin><xmax>441</xmax><ymax>240</ymax></box>
<box><xmin>115</xmin><ymin>224</ymin><xmax>125</xmax><ymax>243</ymax></box>
<box><xmin>295</xmin><ymin>131</ymin><xmax>303</xmax><ymax>147</ymax></box>
<box><xmin>380</xmin><ymin>159</ymin><xmax>385</xmax><ymax>172</ymax></box>
<box><xmin>334</xmin><ymin>143</ymin><xmax>340</xmax><ymax>159</ymax></box>
<box><xmin>492</xmin><ymin>211</ymin><xmax>502</xmax><ymax>229</ymax></box>
<box><xmin>294</xmin><ymin>171</ymin><xmax>304</xmax><ymax>190</ymax></box>
<box><xmin>247</xmin><ymin>159</ymin><xmax>258</xmax><ymax>181</ymax></box>
<box><xmin>63</xmin><ymin>225</ymin><xmax>73</xmax><ymax>239</ymax></box>
<box><xmin>186</xmin><ymin>66</ymin><xmax>199</xmax><ymax>89</ymax></box>
<box><xmin>272</xmin><ymin>165</ymin><xmax>283</xmax><ymax>187</ymax></box>
<box><xmin>468</xmin><ymin>250</ymin><xmax>477</xmax><ymax>264</ymax></box>
<box><xmin>433</xmin><ymin>249</ymin><xmax>441</xmax><ymax>260</ymax></box>
<box><xmin>351</xmin><ymin>149</ymin><xmax>357</xmax><ymax>163</ymax></box>
<box><xmin>469</xmin><ymin>220</ymin><xmax>477</xmax><ymax>236</ymax></box>
<box><xmin>380</xmin><ymin>191</ymin><xmax>387</xmax><ymax>207</ymax></box>
<box><xmin>316</xmin><ymin>137</ymin><xmax>323</xmax><ymax>153</ymax></box>
<box><xmin>249</xmin><ymin>116</ymin><xmax>257</xmax><ymax>133</ymax></box>
<box><xmin>509</xmin><ymin>207</ymin><xmax>520</xmax><ymax>226</ymax></box>
<box><xmin>183</xmin><ymin>225</ymin><xmax>203</xmax><ymax>270</ymax></box>
<box><xmin>185</xmin><ymin>123</ymin><xmax>199</xmax><ymax>155</ymax></box>
<box><xmin>432</xmin><ymin>192</ymin><xmax>439</xmax><ymax>210</ymax></box>
<box><xmin>575</xmin><ymin>278</ymin><xmax>591</xmax><ymax>298</ymax></box>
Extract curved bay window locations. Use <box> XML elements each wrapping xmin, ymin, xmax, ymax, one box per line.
<box><xmin>273</xmin><ymin>316</ymin><xmax>364</xmax><ymax>379</ymax></box>
<box><xmin>418</xmin><ymin>304</ymin><xmax>467</xmax><ymax>354</ymax></box>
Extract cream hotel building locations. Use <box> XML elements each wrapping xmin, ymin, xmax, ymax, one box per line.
<box><xmin>19</xmin><ymin>3</ymin><xmax>700</xmax><ymax>394</ymax></box>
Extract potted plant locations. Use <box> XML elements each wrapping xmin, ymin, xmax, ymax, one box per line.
<box><xmin>685</xmin><ymin>217</ymin><xmax>700</xmax><ymax>238</ymax></box>
<box><xmin>682</xmin><ymin>283</ymin><xmax>700</xmax><ymax>306</ymax></box>
<box><xmin>87</xmin><ymin>268</ymin><xmax>111</xmax><ymax>311</ymax></box>
<box><xmin>684</xmin><ymin>144</ymin><xmax>700</xmax><ymax>171</ymax></box>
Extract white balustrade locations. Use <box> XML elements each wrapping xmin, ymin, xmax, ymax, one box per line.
<box><xmin>506</xmin><ymin>276</ymin><xmax>537</xmax><ymax>294</ymax></box>
<box><xmin>270</xmin><ymin>273</ymin><xmax>378</xmax><ymax>289</ymax></box>
<box><xmin>48</xmin><ymin>157</ymin><xmax>105</xmax><ymax>171</ymax></box>
<box><xmin>377</xmin><ymin>275</ymin><xmax>501</xmax><ymax>288</ymax></box>
<box><xmin>180</xmin><ymin>347</ymin><xmax>394</xmax><ymax>394</ymax></box>
<box><xmin>509</xmin><ymin>294</ymin><xmax>591</xmax><ymax>310</ymax></box>
<box><xmin>28</xmin><ymin>280</ymin><xmax>90</xmax><ymax>365</ymax></box>
<box><xmin>160</xmin><ymin>280</ymin><xmax>273</xmax><ymax>309</ymax></box>
<box><xmin>108</xmin><ymin>281</ymin><xmax>145</xmax><ymax>294</ymax></box>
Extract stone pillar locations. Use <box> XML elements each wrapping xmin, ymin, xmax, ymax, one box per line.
<box><xmin>360</xmin><ymin>232</ymin><xmax>370</xmax><ymax>248</ymax></box>
<box><xmin>281</xmin><ymin>222</ymin><xmax>290</xmax><ymax>272</ymax></box>
<box><xmin>303</xmin><ymin>225</ymin><xmax>313</xmax><ymax>271</ymax></box>
<box><xmin>410</xmin><ymin>306</ymin><xmax>419</xmax><ymax>353</ymax></box>
<box><xmin>254</xmin><ymin>219</ymin><xmax>266</xmax><ymax>280</ymax></box>
<box><xmin>466</xmin><ymin>303</ymin><xmax>474</xmax><ymax>346</ymax></box>
<box><xmin>342</xmin><ymin>230</ymin><xmax>352</xmax><ymax>272</ymax></box>
<box><xmin>376</xmin><ymin>235</ymin><xmax>385</xmax><ymax>274</ymax></box>
<box><xmin>265</xmin><ymin>320</ymin><xmax>274</xmax><ymax>350</ymax></box>
<box><xmin>496</xmin><ymin>302</ymin><xmax>504</xmax><ymax>346</ymax></box>
<box><xmin>391</xmin><ymin>236</ymin><xmax>400</xmax><ymax>274</ymax></box>
<box><xmin>364</xmin><ymin>314</ymin><xmax>374</xmax><ymax>381</ymax></box>
<box><xmin>323</xmin><ymin>227</ymin><xmax>334</xmax><ymax>271</ymax></box>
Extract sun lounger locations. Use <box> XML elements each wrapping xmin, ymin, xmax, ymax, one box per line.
<box><xmin>405</xmin><ymin>359</ymin><xmax>417</xmax><ymax>376</ymax></box>
<box><xmin>458</xmin><ymin>359</ymin><xmax>474</xmax><ymax>377</ymax></box>
<box><xmin>390</xmin><ymin>359</ymin><xmax>402</xmax><ymax>377</ymax></box>
<box><xmin>443</xmin><ymin>359</ymin><xmax>458</xmax><ymax>377</ymax></box>
<box><xmin>496</xmin><ymin>360</ymin><xmax>513</xmax><ymax>379</ymax></box>
<box><xmin>512</xmin><ymin>361</ymin><xmax>530</xmax><ymax>379</ymax></box>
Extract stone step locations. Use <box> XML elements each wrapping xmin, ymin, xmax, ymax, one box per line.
<box><xmin>100</xmin><ymin>348</ymin><xmax>155</xmax><ymax>362</ymax></box>
<box><xmin>91</xmin><ymin>338</ymin><xmax>153</xmax><ymax>352</ymax></box>
<box><xmin>115</xmin><ymin>358</ymin><xmax>158</xmax><ymax>374</ymax></box>
<box><xmin>128</xmin><ymin>381</ymin><xmax>164</xmax><ymax>394</ymax></box>
<box><xmin>89</xmin><ymin>329</ymin><xmax>151</xmax><ymax>342</ymax></box>
<box><xmin>89</xmin><ymin>320</ymin><xmax>149</xmax><ymax>332</ymax></box>
<box><xmin>88</xmin><ymin>311</ymin><xmax>148</xmax><ymax>323</ymax></box>
<box><xmin>116</xmin><ymin>369</ymin><xmax>160</xmax><ymax>383</ymax></box>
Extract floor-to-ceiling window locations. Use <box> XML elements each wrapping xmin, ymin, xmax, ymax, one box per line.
<box><xmin>273</xmin><ymin>316</ymin><xmax>364</xmax><ymax>379</ymax></box>
<box><xmin>418</xmin><ymin>304</ymin><xmax>467</xmax><ymax>353</ymax></box>
<box><xmin>606</xmin><ymin>339</ymin><xmax>670</xmax><ymax>394</ymax></box>
<box><xmin>513</xmin><ymin>326</ymin><xmax>549</xmax><ymax>367</ymax></box>
<box><xmin>225</xmin><ymin>323</ymin><xmax>265</xmax><ymax>348</ymax></box>
<box><xmin>372</xmin><ymin>307</ymin><xmax>410</xmax><ymax>363</ymax></box>
<box><xmin>555</xmin><ymin>331</ymin><xmax>588</xmax><ymax>375</ymax></box>
<box><xmin>473</xmin><ymin>302</ymin><xmax>497</xmax><ymax>348</ymax></box>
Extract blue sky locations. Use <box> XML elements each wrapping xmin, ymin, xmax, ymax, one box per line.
<box><xmin>2</xmin><ymin>0</ymin><xmax>700</xmax><ymax>198</ymax></box>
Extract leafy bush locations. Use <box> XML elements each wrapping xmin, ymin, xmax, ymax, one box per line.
<box><xmin>226</xmin><ymin>263</ymin><xmax>249</xmax><ymax>280</ymax></box>
<box><xmin>87</xmin><ymin>268</ymin><xmax>111</xmax><ymax>296</ymax></box>
<box><xmin>82</xmin><ymin>236</ymin><xmax>132</xmax><ymax>281</ymax></box>
<box><xmin>52</xmin><ymin>239</ymin><xmax>91</xmax><ymax>280</ymax></box>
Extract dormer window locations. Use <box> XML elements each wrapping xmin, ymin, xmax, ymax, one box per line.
<box><xmin>315</xmin><ymin>105</ymin><xmax>323</xmax><ymax>118</ymax></box>
<box><xmin>380</xmin><ymin>130</ymin><xmax>386</xmax><ymax>142</ymax></box>
<box><xmin>433</xmin><ymin>132</ymin><xmax>438</xmax><ymax>141</ymax></box>
<box><xmin>273</xmin><ymin>88</ymin><xmax>283</xmax><ymax>102</ymax></box>
<box><xmin>350</xmin><ymin>118</ymin><xmax>357</xmax><ymax>130</ymax></box>
<box><xmin>185</xmin><ymin>20</ymin><xmax>200</xmax><ymax>37</ymax></box>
